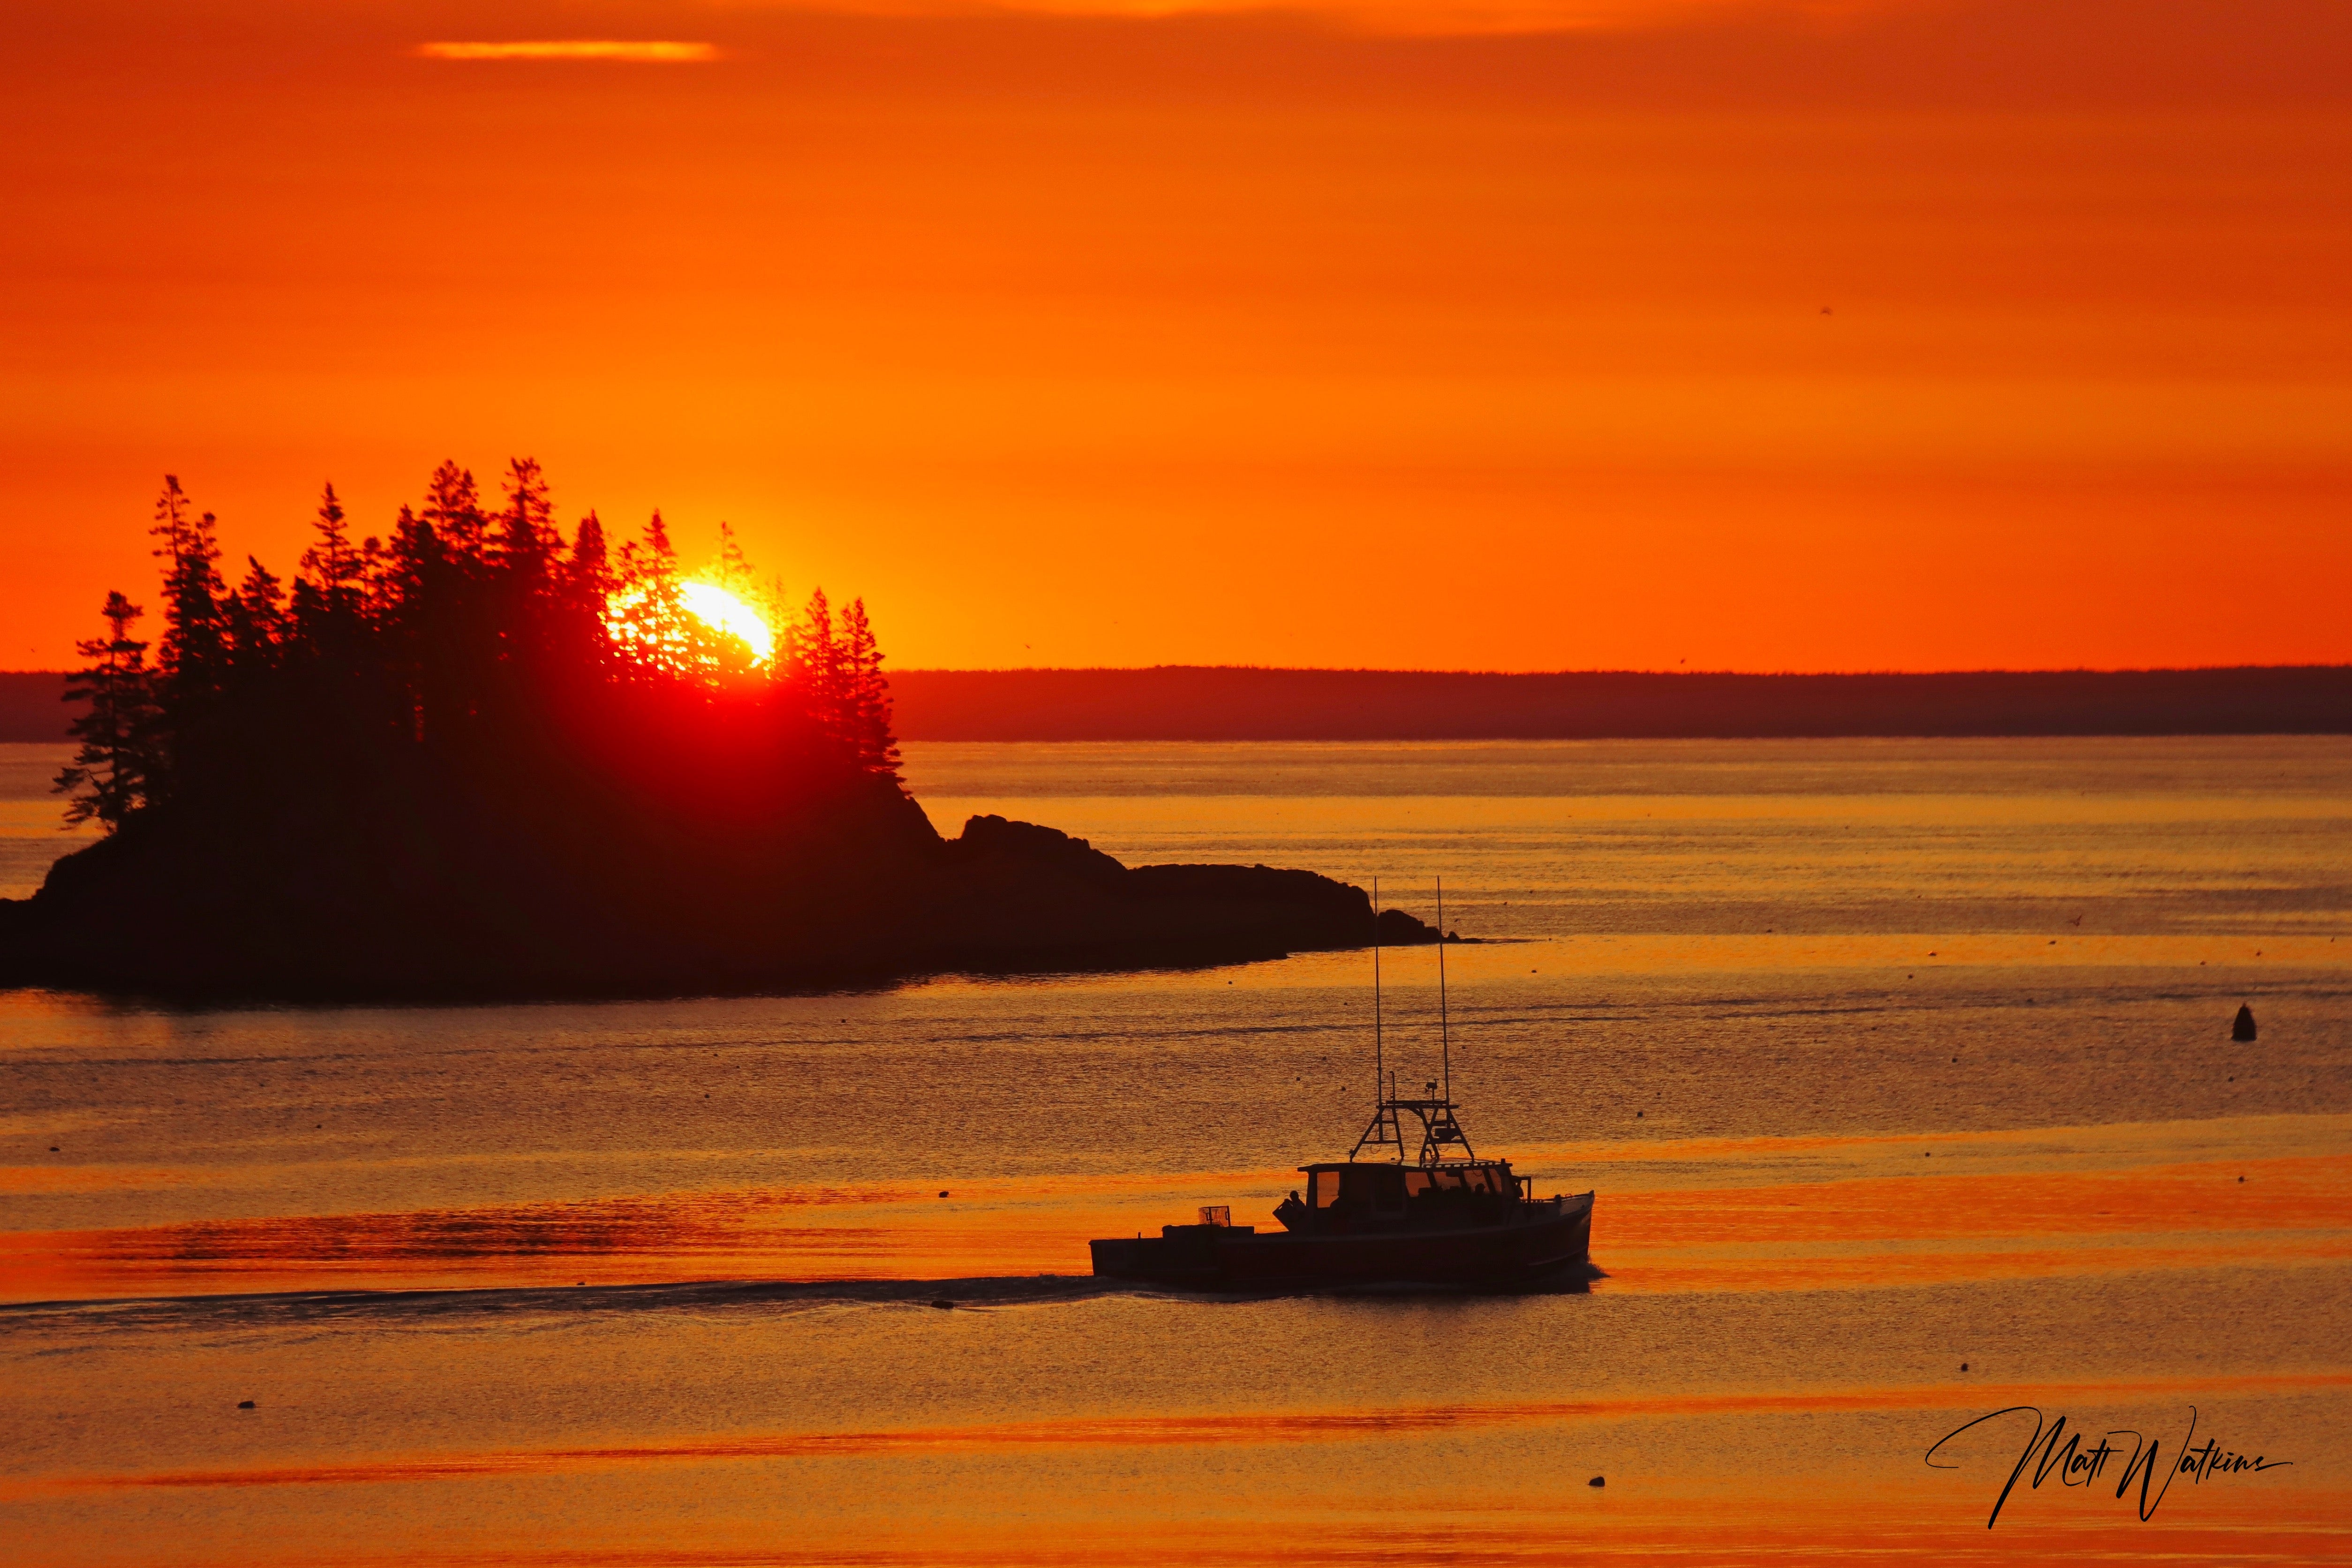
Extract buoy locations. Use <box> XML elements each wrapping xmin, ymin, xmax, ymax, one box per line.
<box><xmin>237</xmin><ymin>1400</ymin><xmax>256</xmax><ymax>1410</ymax></box>
<box><xmin>2232</xmin><ymin>1004</ymin><xmax>2257</xmax><ymax>1042</ymax></box>
<box><xmin>1588</xmin><ymin>1475</ymin><xmax>1606</xmax><ymax>1488</ymax></box>
<box><xmin>930</xmin><ymin>1299</ymin><xmax>955</xmax><ymax>1311</ymax></box>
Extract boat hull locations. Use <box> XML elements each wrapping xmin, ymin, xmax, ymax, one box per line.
<box><xmin>1090</xmin><ymin>1191</ymin><xmax>1593</xmax><ymax>1289</ymax></box>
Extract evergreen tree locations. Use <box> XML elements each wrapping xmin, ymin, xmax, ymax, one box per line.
<box><xmin>380</xmin><ymin>503</ymin><xmax>441</xmax><ymax>743</ymax></box>
<box><xmin>791</xmin><ymin>587</ymin><xmax>840</xmax><ymax>729</ymax></box>
<box><xmin>148</xmin><ymin>477</ymin><xmax>227</xmax><ymax>715</ymax></box>
<box><xmin>547</xmin><ymin>510</ymin><xmax>615</xmax><ymax>676</ymax></box>
<box><xmin>608</xmin><ymin>512</ymin><xmax>695</xmax><ymax>677</ymax></box>
<box><xmin>55</xmin><ymin>592</ymin><xmax>158</xmax><ymax>830</ymax></box>
<box><xmin>421</xmin><ymin>461</ymin><xmax>485</xmax><ymax>564</ymax></box>
<box><xmin>294</xmin><ymin>483</ymin><xmax>371</xmax><ymax>677</ymax></box>
<box><xmin>493</xmin><ymin>457</ymin><xmax>560</xmax><ymax>586</ymax></box>
<box><xmin>298</xmin><ymin>483</ymin><xmax>364</xmax><ymax>614</ymax></box>
<box><xmin>378</xmin><ymin>503</ymin><xmax>437</xmax><ymax>656</ymax></box>
<box><xmin>359</xmin><ymin>533</ymin><xmax>392</xmax><ymax>626</ymax></box>
<box><xmin>713</xmin><ymin>521</ymin><xmax>753</xmax><ymax>592</ymax></box>
<box><xmin>566</xmin><ymin>510</ymin><xmax>612</xmax><ymax>604</ymax></box>
<box><xmin>419</xmin><ymin>461</ymin><xmax>498</xmax><ymax>735</ymax></box>
<box><xmin>837</xmin><ymin>597</ymin><xmax>900</xmax><ymax>775</ymax></box>
<box><xmin>225</xmin><ymin>556</ymin><xmax>288</xmax><ymax>676</ymax></box>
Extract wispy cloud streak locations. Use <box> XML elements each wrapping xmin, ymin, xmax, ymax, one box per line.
<box><xmin>416</xmin><ymin>41</ymin><xmax>720</xmax><ymax>62</ymax></box>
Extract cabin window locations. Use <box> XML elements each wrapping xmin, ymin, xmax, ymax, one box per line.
<box><xmin>1462</xmin><ymin>1168</ymin><xmax>1493</xmax><ymax>1194</ymax></box>
<box><xmin>1311</xmin><ymin>1171</ymin><xmax>1342</xmax><ymax>1208</ymax></box>
<box><xmin>1403</xmin><ymin>1171</ymin><xmax>1433</xmax><ymax>1198</ymax></box>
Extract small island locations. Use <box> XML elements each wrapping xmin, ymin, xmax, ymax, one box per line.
<box><xmin>0</xmin><ymin>466</ymin><xmax>1436</xmax><ymax>1000</ymax></box>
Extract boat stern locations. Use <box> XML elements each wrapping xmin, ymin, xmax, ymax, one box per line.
<box><xmin>1090</xmin><ymin>1221</ymin><xmax>1251</xmax><ymax>1284</ymax></box>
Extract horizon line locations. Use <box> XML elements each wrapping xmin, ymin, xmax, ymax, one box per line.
<box><xmin>891</xmin><ymin>663</ymin><xmax>2352</xmax><ymax>678</ymax></box>
<box><xmin>8</xmin><ymin>662</ymin><xmax>2352</xmax><ymax>679</ymax></box>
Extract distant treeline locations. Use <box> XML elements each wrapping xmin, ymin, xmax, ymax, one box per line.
<box><xmin>10</xmin><ymin>663</ymin><xmax>2351</xmax><ymax>743</ymax></box>
<box><xmin>0</xmin><ymin>672</ymin><xmax>69</xmax><ymax>741</ymax></box>
<box><xmin>12</xmin><ymin>663</ymin><xmax>2349</xmax><ymax>745</ymax></box>
<box><xmin>882</xmin><ymin>665</ymin><xmax>2352</xmax><ymax>741</ymax></box>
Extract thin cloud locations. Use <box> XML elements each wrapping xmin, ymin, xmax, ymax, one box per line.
<box><xmin>684</xmin><ymin>0</ymin><xmax>1922</xmax><ymax>39</ymax></box>
<box><xmin>416</xmin><ymin>41</ymin><xmax>721</xmax><ymax>62</ymax></box>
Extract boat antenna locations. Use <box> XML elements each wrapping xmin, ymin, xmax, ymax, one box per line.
<box><xmin>1372</xmin><ymin>875</ymin><xmax>1384</xmax><ymax>1112</ymax></box>
<box><xmin>1437</xmin><ymin>876</ymin><xmax>1451</xmax><ymax>1104</ymax></box>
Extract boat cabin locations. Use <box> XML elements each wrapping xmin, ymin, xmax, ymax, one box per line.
<box><xmin>1276</xmin><ymin>1159</ymin><xmax>1530</xmax><ymax>1235</ymax></box>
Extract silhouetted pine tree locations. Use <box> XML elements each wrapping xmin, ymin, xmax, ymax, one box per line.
<box><xmin>421</xmin><ymin>461</ymin><xmax>485</xmax><ymax>563</ymax></box>
<box><xmin>294</xmin><ymin>484</ymin><xmax>369</xmax><ymax>675</ymax></box>
<box><xmin>791</xmin><ymin>587</ymin><xmax>840</xmax><ymax>728</ymax></box>
<box><xmin>416</xmin><ymin>461</ymin><xmax>495</xmax><ymax>743</ymax></box>
<box><xmin>492</xmin><ymin>458</ymin><xmax>559</xmax><ymax>583</ymax></box>
<box><xmin>298</xmin><ymin>483</ymin><xmax>364</xmax><ymax>612</ymax></box>
<box><xmin>224</xmin><ymin>556</ymin><xmax>288</xmax><ymax>679</ymax></box>
<box><xmin>837</xmin><ymin>597</ymin><xmax>899</xmax><ymax>776</ymax></box>
<box><xmin>568</xmin><ymin>510</ymin><xmax>611</xmax><ymax>598</ymax></box>
<box><xmin>713</xmin><ymin>521</ymin><xmax>753</xmax><ymax>593</ymax></box>
<box><xmin>379</xmin><ymin>504</ymin><xmax>438</xmax><ymax>743</ymax></box>
<box><xmin>56</xmin><ymin>592</ymin><xmax>158</xmax><ymax>830</ymax></box>
<box><xmin>146</xmin><ymin>477</ymin><xmax>228</xmax><ymax>787</ymax></box>
<box><xmin>553</xmin><ymin>509</ymin><xmax>614</xmax><ymax>674</ymax></box>
<box><xmin>490</xmin><ymin>460</ymin><xmax>562</xmax><ymax>686</ymax></box>
<box><xmin>610</xmin><ymin>511</ymin><xmax>692</xmax><ymax>678</ymax></box>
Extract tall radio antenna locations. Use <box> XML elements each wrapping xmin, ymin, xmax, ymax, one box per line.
<box><xmin>1372</xmin><ymin>875</ymin><xmax>1384</xmax><ymax>1107</ymax></box>
<box><xmin>1437</xmin><ymin>876</ymin><xmax>1452</xmax><ymax>1104</ymax></box>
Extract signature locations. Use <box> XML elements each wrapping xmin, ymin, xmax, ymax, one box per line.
<box><xmin>1926</xmin><ymin>1406</ymin><xmax>2292</xmax><ymax>1528</ymax></box>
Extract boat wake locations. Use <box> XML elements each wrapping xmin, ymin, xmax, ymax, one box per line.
<box><xmin>3</xmin><ymin>1261</ymin><xmax>1607</xmax><ymax>1330</ymax></box>
<box><xmin>0</xmin><ymin>1274</ymin><xmax>1122</xmax><ymax>1329</ymax></box>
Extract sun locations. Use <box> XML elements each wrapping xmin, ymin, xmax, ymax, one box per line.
<box><xmin>679</xmin><ymin>581</ymin><xmax>775</xmax><ymax>664</ymax></box>
<box><xmin>605</xmin><ymin>579</ymin><xmax>776</xmax><ymax>669</ymax></box>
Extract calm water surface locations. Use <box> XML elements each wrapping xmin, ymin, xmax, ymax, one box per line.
<box><xmin>2</xmin><ymin>738</ymin><xmax>2347</xmax><ymax>1564</ymax></box>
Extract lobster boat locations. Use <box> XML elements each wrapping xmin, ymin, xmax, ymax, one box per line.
<box><xmin>1090</xmin><ymin>879</ymin><xmax>1595</xmax><ymax>1289</ymax></box>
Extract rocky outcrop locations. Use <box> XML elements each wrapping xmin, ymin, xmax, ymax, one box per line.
<box><xmin>0</xmin><ymin>800</ymin><xmax>1437</xmax><ymax>1002</ymax></box>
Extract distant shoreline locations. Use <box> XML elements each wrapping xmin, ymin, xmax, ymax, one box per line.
<box><xmin>7</xmin><ymin>664</ymin><xmax>2349</xmax><ymax>743</ymax></box>
<box><xmin>890</xmin><ymin>666</ymin><xmax>2351</xmax><ymax>741</ymax></box>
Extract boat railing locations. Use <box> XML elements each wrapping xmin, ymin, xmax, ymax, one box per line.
<box><xmin>1351</xmin><ymin>1082</ymin><xmax>1478</xmax><ymax>1166</ymax></box>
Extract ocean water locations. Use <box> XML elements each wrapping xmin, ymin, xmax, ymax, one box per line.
<box><xmin>2</xmin><ymin>736</ymin><xmax>2347</xmax><ymax>1564</ymax></box>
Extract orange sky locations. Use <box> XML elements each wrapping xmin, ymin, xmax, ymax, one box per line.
<box><xmin>2</xmin><ymin>0</ymin><xmax>2347</xmax><ymax>672</ymax></box>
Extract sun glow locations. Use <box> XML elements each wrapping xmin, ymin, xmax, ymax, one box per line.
<box><xmin>604</xmin><ymin>580</ymin><xmax>776</xmax><ymax>670</ymax></box>
<box><xmin>679</xmin><ymin>581</ymin><xmax>775</xmax><ymax>663</ymax></box>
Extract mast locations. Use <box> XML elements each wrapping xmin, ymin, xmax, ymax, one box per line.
<box><xmin>1372</xmin><ymin>875</ymin><xmax>1383</xmax><ymax>1113</ymax></box>
<box><xmin>1349</xmin><ymin>880</ymin><xmax>1475</xmax><ymax>1165</ymax></box>
<box><xmin>1350</xmin><ymin>874</ymin><xmax>1408</xmax><ymax>1161</ymax></box>
<box><xmin>1437</xmin><ymin>876</ymin><xmax>1451</xmax><ymax>1105</ymax></box>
